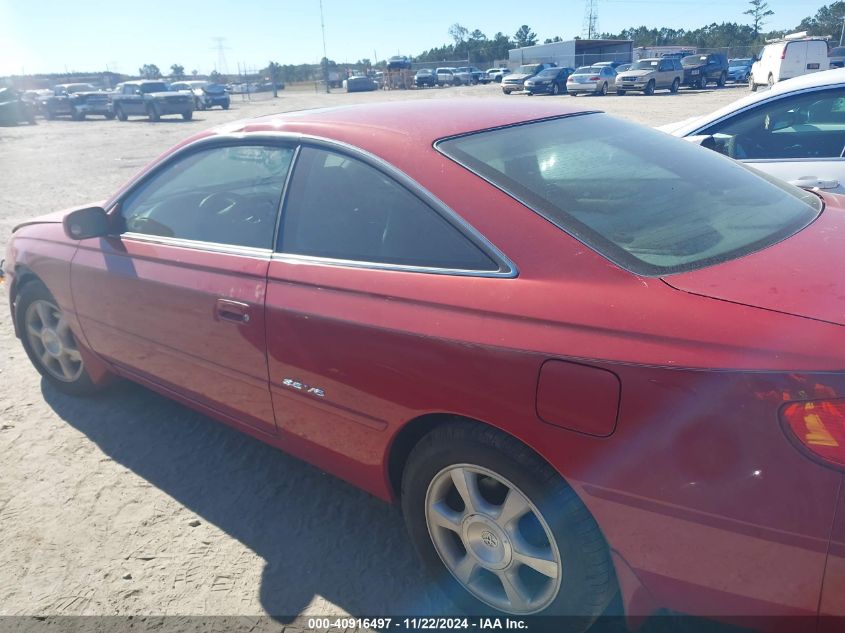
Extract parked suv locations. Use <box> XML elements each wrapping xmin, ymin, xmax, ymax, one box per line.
<box><xmin>501</xmin><ymin>63</ymin><xmax>557</xmax><ymax>94</ymax></box>
<box><xmin>111</xmin><ymin>81</ymin><xmax>193</xmax><ymax>122</ymax></box>
<box><xmin>681</xmin><ymin>53</ymin><xmax>729</xmax><ymax>88</ymax></box>
<box><xmin>486</xmin><ymin>67</ymin><xmax>511</xmax><ymax>82</ymax></box>
<box><xmin>455</xmin><ymin>66</ymin><xmax>490</xmax><ymax>84</ymax></box>
<box><xmin>616</xmin><ymin>58</ymin><xmax>683</xmax><ymax>95</ymax></box>
<box><xmin>435</xmin><ymin>68</ymin><xmax>459</xmax><ymax>86</ymax></box>
<box><xmin>414</xmin><ymin>69</ymin><xmax>437</xmax><ymax>87</ymax></box>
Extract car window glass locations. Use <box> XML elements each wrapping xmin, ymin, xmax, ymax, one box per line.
<box><xmin>120</xmin><ymin>145</ymin><xmax>294</xmax><ymax>249</ymax></box>
<box><xmin>702</xmin><ymin>88</ymin><xmax>845</xmax><ymax>160</ymax></box>
<box><xmin>438</xmin><ymin>113</ymin><xmax>820</xmax><ymax>276</ymax></box>
<box><xmin>278</xmin><ymin>147</ymin><xmax>497</xmax><ymax>271</ymax></box>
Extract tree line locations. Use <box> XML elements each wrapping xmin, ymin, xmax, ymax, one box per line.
<box><xmin>137</xmin><ymin>1</ymin><xmax>842</xmax><ymax>86</ymax></box>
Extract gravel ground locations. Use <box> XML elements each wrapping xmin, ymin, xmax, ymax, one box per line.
<box><xmin>0</xmin><ymin>82</ymin><xmax>750</xmax><ymax>624</ymax></box>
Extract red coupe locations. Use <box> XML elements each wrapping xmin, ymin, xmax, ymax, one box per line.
<box><xmin>4</xmin><ymin>100</ymin><xmax>844</xmax><ymax>631</ymax></box>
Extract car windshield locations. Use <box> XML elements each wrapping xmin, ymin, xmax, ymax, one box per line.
<box><xmin>682</xmin><ymin>55</ymin><xmax>708</xmax><ymax>67</ymax></box>
<box><xmin>436</xmin><ymin>113</ymin><xmax>821</xmax><ymax>276</ymax></box>
<box><xmin>575</xmin><ymin>66</ymin><xmax>602</xmax><ymax>74</ymax></box>
<box><xmin>515</xmin><ymin>65</ymin><xmax>540</xmax><ymax>74</ymax></box>
<box><xmin>139</xmin><ymin>82</ymin><xmax>168</xmax><ymax>93</ymax></box>
<box><xmin>631</xmin><ymin>60</ymin><xmax>659</xmax><ymax>70</ymax></box>
<box><xmin>536</xmin><ymin>68</ymin><xmax>559</xmax><ymax>78</ymax></box>
<box><xmin>417</xmin><ymin>69</ymin><xmax>432</xmax><ymax>75</ymax></box>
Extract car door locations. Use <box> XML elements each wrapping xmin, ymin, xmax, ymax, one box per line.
<box><xmin>263</xmin><ymin>144</ymin><xmax>513</xmax><ymax>477</ymax></box>
<box><xmin>657</xmin><ymin>59</ymin><xmax>672</xmax><ymax>87</ymax></box>
<box><xmin>698</xmin><ymin>86</ymin><xmax>845</xmax><ymax>194</ymax></box>
<box><xmin>71</xmin><ymin>141</ymin><xmax>295</xmax><ymax>435</ymax></box>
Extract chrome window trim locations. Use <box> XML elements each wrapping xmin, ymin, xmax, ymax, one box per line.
<box><xmin>270</xmin><ymin>252</ymin><xmax>513</xmax><ymax>278</ymax></box>
<box><xmin>119</xmin><ymin>232</ymin><xmax>273</xmax><ymax>259</ymax></box>
<box><xmin>107</xmin><ymin>131</ymin><xmax>517</xmax><ymax>277</ymax></box>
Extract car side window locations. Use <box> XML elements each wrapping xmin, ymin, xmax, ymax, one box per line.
<box><xmin>278</xmin><ymin>146</ymin><xmax>498</xmax><ymax>271</ymax></box>
<box><xmin>119</xmin><ymin>144</ymin><xmax>294</xmax><ymax>249</ymax></box>
<box><xmin>658</xmin><ymin>61</ymin><xmax>670</xmax><ymax>72</ymax></box>
<box><xmin>701</xmin><ymin>88</ymin><xmax>845</xmax><ymax>160</ymax></box>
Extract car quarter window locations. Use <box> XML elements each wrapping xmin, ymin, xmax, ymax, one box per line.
<box><xmin>702</xmin><ymin>88</ymin><xmax>845</xmax><ymax>160</ymax></box>
<box><xmin>277</xmin><ymin>146</ymin><xmax>498</xmax><ymax>271</ymax></box>
<box><xmin>119</xmin><ymin>144</ymin><xmax>295</xmax><ymax>250</ymax></box>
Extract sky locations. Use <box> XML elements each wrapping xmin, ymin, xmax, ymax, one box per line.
<box><xmin>0</xmin><ymin>0</ymin><xmax>822</xmax><ymax>76</ymax></box>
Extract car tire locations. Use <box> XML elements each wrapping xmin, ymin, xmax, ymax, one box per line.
<box><xmin>717</xmin><ymin>72</ymin><xmax>727</xmax><ymax>87</ymax></box>
<box><xmin>401</xmin><ymin>422</ymin><xmax>616</xmax><ymax>627</ymax></box>
<box><xmin>105</xmin><ymin>112</ymin><xmax>116</xmax><ymax>120</ymax></box>
<box><xmin>749</xmin><ymin>75</ymin><xmax>758</xmax><ymax>92</ymax></box>
<box><xmin>115</xmin><ymin>106</ymin><xmax>127</xmax><ymax>121</ymax></box>
<box><xmin>670</xmin><ymin>78</ymin><xmax>680</xmax><ymax>93</ymax></box>
<box><xmin>768</xmin><ymin>73</ymin><xmax>775</xmax><ymax>88</ymax></box>
<box><xmin>599</xmin><ymin>82</ymin><xmax>607</xmax><ymax>96</ymax></box>
<box><xmin>550</xmin><ymin>83</ymin><xmax>560</xmax><ymax>95</ymax></box>
<box><xmin>222</xmin><ymin>103</ymin><xmax>230</xmax><ymax>110</ymax></box>
<box><xmin>148</xmin><ymin>105</ymin><xmax>160</xmax><ymax>122</ymax></box>
<box><xmin>16</xmin><ymin>281</ymin><xmax>102</xmax><ymax>397</ymax></box>
<box><xmin>698</xmin><ymin>76</ymin><xmax>707</xmax><ymax>89</ymax></box>
<box><xmin>644</xmin><ymin>80</ymin><xmax>655</xmax><ymax>96</ymax></box>
<box><xmin>71</xmin><ymin>110</ymin><xmax>85</xmax><ymax>121</ymax></box>
<box><xmin>743</xmin><ymin>72</ymin><xmax>750</xmax><ymax>83</ymax></box>
<box><xmin>182</xmin><ymin>111</ymin><xmax>193</xmax><ymax>120</ymax></box>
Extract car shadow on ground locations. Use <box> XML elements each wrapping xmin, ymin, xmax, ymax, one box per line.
<box><xmin>42</xmin><ymin>379</ymin><xmax>747</xmax><ymax>632</ymax></box>
<box><xmin>41</xmin><ymin>379</ymin><xmax>452</xmax><ymax>618</ymax></box>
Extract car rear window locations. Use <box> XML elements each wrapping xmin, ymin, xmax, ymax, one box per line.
<box><xmin>436</xmin><ymin>113</ymin><xmax>821</xmax><ymax>276</ymax></box>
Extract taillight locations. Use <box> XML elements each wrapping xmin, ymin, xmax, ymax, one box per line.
<box><xmin>781</xmin><ymin>400</ymin><xmax>845</xmax><ymax>468</ymax></box>
<box><xmin>781</xmin><ymin>44</ymin><xmax>788</xmax><ymax>60</ymax></box>
<box><xmin>589</xmin><ymin>76</ymin><xmax>600</xmax><ymax>81</ymax></box>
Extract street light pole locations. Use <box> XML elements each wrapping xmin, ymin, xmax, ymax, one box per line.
<box><xmin>319</xmin><ymin>0</ymin><xmax>330</xmax><ymax>93</ymax></box>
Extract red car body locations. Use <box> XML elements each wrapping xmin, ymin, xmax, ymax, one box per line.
<box><xmin>4</xmin><ymin>100</ymin><xmax>844</xmax><ymax>630</ymax></box>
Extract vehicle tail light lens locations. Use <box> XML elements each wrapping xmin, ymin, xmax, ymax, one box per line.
<box><xmin>782</xmin><ymin>400</ymin><xmax>845</xmax><ymax>468</ymax></box>
<box><xmin>781</xmin><ymin>45</ymin><xmax>787</xmax><ymax>60</ymax></box>
<box><xmin>589</xmin><ymin>76</ymin><xmax>600</xmax><ymax>81</ymax></box>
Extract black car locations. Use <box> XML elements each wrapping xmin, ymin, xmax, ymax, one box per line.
<box><xmin>414</xmin><ymin>69</ymin><xmax>437</xmax><ymax>87</ymax></box>
<box><xmin>681</xmin><ymin>53</ymin><xmax>729</xmax><ymax>88</ymax></box>
<box><xmin>524</xmin><ymin>67</ymin><xmax>575</xmax><ymax>95</ymax></box>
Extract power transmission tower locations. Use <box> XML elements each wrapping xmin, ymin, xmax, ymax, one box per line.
<box><xmin>582</xmin><ymin>0</ymin><xmax>599</xmax><ymax>40</ymax></box>
<box><xmin>211</xmin><ymin>37</ymin><xmax>230</xmax><ymax>75</ymax></box>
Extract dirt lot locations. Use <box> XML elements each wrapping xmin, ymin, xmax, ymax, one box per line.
<box><xmin>0</xmin><ymin>83</ymin><xmax>749</xmax><ymax>621</ymax></box>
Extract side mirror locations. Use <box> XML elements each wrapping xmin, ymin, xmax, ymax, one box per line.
<box><xmin>63</xmin><ymin>206</ymin><xmax>111</xmax><ymax>240</ymax></box>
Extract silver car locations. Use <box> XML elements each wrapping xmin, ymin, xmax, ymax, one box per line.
<box><xmin>566</xmin><ymin>65</ymin><xmax>617</xmax><ymax>95</ymax></box>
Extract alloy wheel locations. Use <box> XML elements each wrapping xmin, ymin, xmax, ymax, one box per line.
<box><xmin>24</xmin><ymin>299</ymin><xmax>84</xmax><ymax>382</ymax></box>
<box><xmin>425</xmin><ymin>464</ymin><xmax>562</xmax><ymax>614</ymax></box>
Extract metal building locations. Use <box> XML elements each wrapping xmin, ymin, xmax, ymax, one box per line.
<box><xmin>508</xmin><ymin>39</ymin><xmax>633</xmax><ymax>69</ymax></box>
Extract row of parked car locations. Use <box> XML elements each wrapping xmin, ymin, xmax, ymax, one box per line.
<box><xmin>4</xmin><ymin>80</ymin><xmax>234</xmax><ymax>124</ymax></box>
<box><xmin>496</xmin><ymin>55</ymin><xmax>734</xmax><ymax>97</ymax></box>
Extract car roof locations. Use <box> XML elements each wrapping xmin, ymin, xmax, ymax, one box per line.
<box><xmin>665</xmin><ymin>67</ymin><xmax>845</xmax><ymax>135</ymax></box>
<box><xmin>206</xmin><ymin>100</ymin><xmax>591</xmax><ymax>150</ymax></box>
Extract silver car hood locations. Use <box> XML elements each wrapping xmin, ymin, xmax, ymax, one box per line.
<box><xmin>619</xmin><ymin>69</ymin><xmax>655</xmax><ymax>78</ymax></box>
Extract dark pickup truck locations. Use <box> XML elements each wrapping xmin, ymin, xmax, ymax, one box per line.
<box><xmin>111</xmin><ymin>81</ymin><xmax>193</xmax><ymax>122</ymax></box>
<box><xmin>38</xmin><ymin>83</ymin><xmax>113</xmax><ymax>120</ymax></box>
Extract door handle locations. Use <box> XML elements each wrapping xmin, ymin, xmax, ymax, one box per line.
<box><xmin>788</xmin><ymin>176</ymin><xmax>839</xmax><ymax>190</ymax></box>
<box><xmin>215</xmin><ymin>298</ymin><xmax>251</xmax><ymax>324</ymax></box>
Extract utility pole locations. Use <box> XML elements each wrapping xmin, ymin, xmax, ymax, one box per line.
<box><xmin>582</xmin><ymin>0</ymin><xmax>599</xmax><ymax>40</ymax></box>
<box><xmin>319</xmin><ymin>0</ymin><xmax>330</xmax><ymax>93</ymax></box>
<box><xmin>839</xmin><ymin>15</ymin><xmax>845</xmax><ymax>46</ymax></box>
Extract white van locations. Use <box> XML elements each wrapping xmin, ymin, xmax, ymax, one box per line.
<box><xmin>749</xmin><ymin>34</ymin><xmax>829</xmax><ymax>90</ymax></box>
